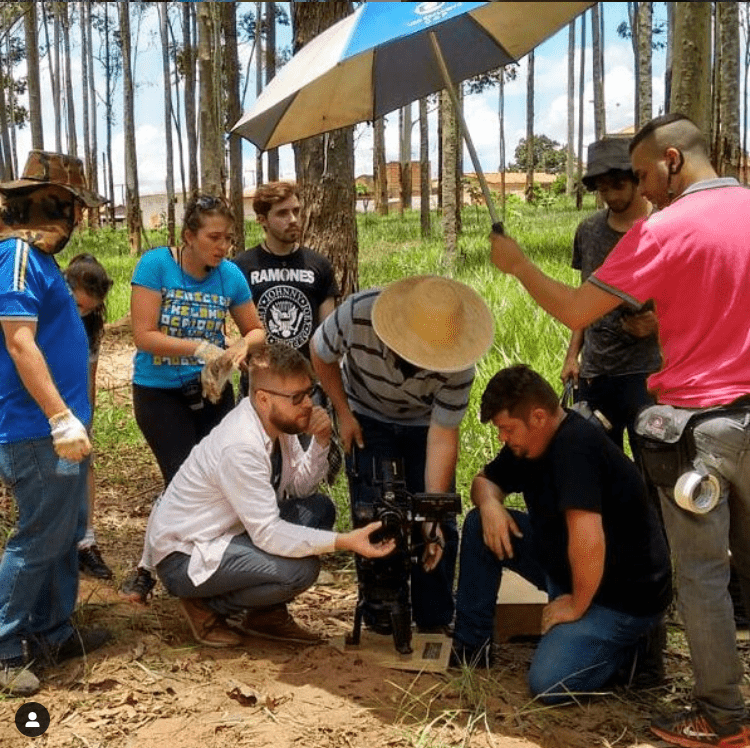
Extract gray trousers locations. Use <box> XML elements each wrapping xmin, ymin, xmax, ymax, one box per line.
<box><xmin>659</xmin><ymin>411</ymin><xmax>750</xmax><ymax>725</ymax></box>
<box><xmin>157</xmin><ymin>493</ymin><xmax>335</xmax><ymax>618</ymax></box>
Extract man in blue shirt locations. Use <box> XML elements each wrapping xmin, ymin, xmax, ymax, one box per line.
<box><xmin>0</xmin><ymin>151</ymin><xmax>110</xmax><ymax>696</ymax></box>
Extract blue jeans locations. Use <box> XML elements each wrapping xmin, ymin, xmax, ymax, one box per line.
<box><xmin>346</xmin><ymin>414</ymin><xmax>459</xmax><ymax>629</ymax></box>
<box><xmin>454</xmin><ymin>508</ymin><xmax>661</xmax><ymax>704</ymax></box>
<box><xmin>578</xmin><ymin>372</ymin><xmax>655</xmax><ymax>453</ymax></box>
<box><xmin>156</xmin><ymin>493</ymin><xmax>335</xmax><ymax>618</ymax></box>
<box><xmin>658</xmin><ymin>410</ymin><xmax>750</xmax><ymax>725</ymax></box>
<box><xmin>0</xmin><ymin>438</ymin><xmax>88</xmax><ymax>661</ymax></box>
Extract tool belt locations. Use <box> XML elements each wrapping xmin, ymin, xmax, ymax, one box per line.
<box><xmin>634</xmin><ymin>400</ymin><xmax>750</xmax><ymax>490</ymax></box>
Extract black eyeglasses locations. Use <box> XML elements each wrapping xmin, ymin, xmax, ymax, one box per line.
<box><xmin>256</xmin><ymin>385</ymin><xmax>317</xmax><ymax>406</ymax></box>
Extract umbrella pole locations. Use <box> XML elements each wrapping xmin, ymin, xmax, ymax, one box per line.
<box><xmin>428</xmin><ymin>31</ymin><xmax>500</xmax><ymax>227</ymax></box>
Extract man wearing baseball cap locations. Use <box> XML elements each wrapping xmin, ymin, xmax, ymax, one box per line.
<box><xmin>0</xmin><ymin>151</ymin><xmax>110</xmax><ymax>695</ymax></box>
<box><xmin>310</xmin><ymin>275</ymin><xmax>494</xmax><ymax>635</ymax></box>
<box><xmin>561</xmin><ymin>137</ymin><xmax>660</xmax><ymax>453</ymax></box>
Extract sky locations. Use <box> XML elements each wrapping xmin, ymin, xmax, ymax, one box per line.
<box><xmin>8</xmin><ymin>2</ymin><xmax>682</xmax><ymax>199</ymax></box>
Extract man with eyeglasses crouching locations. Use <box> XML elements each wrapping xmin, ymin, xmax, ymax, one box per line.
<box><xmin>142</xmin><ymin>343</ymin><xmax>395</xmax><ymax>648</ymax></box>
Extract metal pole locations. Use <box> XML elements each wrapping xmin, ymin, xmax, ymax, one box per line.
<box><xmin>429</xmin><ymin>31</ymin><xmax>500</xmax><ymax>225</ymax></box>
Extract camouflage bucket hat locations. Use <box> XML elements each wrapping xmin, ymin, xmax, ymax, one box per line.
<box><xmin>0</xmin><ymin>150</ymin><xmax>107</xmax><ymax>207</ymax></box>
<box><xmin>582</xmin><ymin>137</ymin><xmax>633</xmax><ymax>191</ymax></box>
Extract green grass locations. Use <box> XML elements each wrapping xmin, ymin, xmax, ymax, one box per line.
<box><xmin>59</xmin><ymin>193</ymin><xmax>597</xmax><ymax>521</ymax></box>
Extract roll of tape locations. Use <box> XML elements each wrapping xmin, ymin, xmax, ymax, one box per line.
<box><xmin>674</xmin><ymin>471</ymin><xmax>722</xmax><ymax>514</ymax></box>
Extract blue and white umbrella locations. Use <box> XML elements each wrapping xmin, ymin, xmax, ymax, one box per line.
<box><xmin>231</xmin><ymin>1</ymin><xmax>593</xmax><ymax>221</ymax></box>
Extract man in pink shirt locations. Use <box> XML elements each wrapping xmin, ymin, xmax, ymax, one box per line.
<box><xmin>490</xmin><ymin>113</ymin><xmax>750</xmax><ymax>748</ymax></box>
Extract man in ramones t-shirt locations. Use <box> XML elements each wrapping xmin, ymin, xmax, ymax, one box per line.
<box><xmin>233</xmin><ymin>181</ymin><xmax>339</xmax><ymax>365</ymax></box>
<box><xmin>452</xmin><ymin>365</ymin><xmax>671</xmax><ymax>704</ymax></box>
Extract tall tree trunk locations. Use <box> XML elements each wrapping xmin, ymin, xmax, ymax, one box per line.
<box><xmin>159</xmin><ymin>2</ymin><xmax>176</xmax><ymax>245</ymax></box>
<box><xmin>167</xmin><ymin>15</ymin><xmax>187</xmax><ymax>203</ymax></box>
<box><xmin>576</xmin><ymin>11</ymin><xmax>586</xmax><ymax>210</ymax></box>
<box><xmin>61</xmin><ymin>3</ymin><xmax>76</xmax><ymax>155</ymax></box>
<box><xmin>454</xmin><ymin>85</ymin><xmax>463</xmax><ymax>236</ymax></box>
<box><xmin>6</xmin><ymin>35</ymin><xmax>18</xmax><ymax>177</ymax></box>
<box><xmin>119</xmin><ymin>2</ymin><xmax>143</xmax><ymax>254</ymax></box>
<box><xmin>222</xmin><ymin>0</ymin><xmax>245</xmax><ymax>254</ymax></box>
<box><xmin>292</xmin><ymin>2</ymin><xmax>359</xmax><ymax>298</ymax></box>
<box><xmin>664</xmin><ymin>1</ymin><xmax>674</xmax><ymax>113</ymax></box>
<box><xmin>80</xmin><ymin>1</ymin><xmax>91</xmax><ymax>223</ymax></box>
<box><xmin>441</xmin><ymin>89</ymin><xmax>458</xmax><ymax>260</ymax></box>
<box><xmin>419</xmin><ymin>97</ymin><xmax>430</xmax><ymax>238</ymax></box>
<box><xmin>104</xmin><ymin>2</ymin><xmax>115</xmax><ymax>226</ymax></box>
<box><xmin>637</xmin><ymin>2</ymin><xmax>653</xmax><ymax>127</ymax></box>
<box><xmin>85</xmin><ymin>1</ymin><xmax>99</xmax><ymax>227</ymax></box>
<box><xmin>197</xmin><ymin>2</ymin><xmax>222</xmax><ymax>196</ymax></box>
<box><xmin>671</xmin><ymin>1</ymin><xmax>712</xmax><ymax>137</ymax></box>
<box><xmin>41</xmin><ymin>3</ymin><xmax>61</xmax><ymax>152</ymax></box>
<box><xmin>591</xmin><ymin>4</ymin><xmax>605</xmax><ymax>139</ymax></box>
<box><xmin>183</xmin><ymin>2</ymin><xmax>199</xmax><ymax>195</ymax></box>
<box><xmin>255</xmin><ymin>1</ymin><xmax>264</xmax><ymax>187</ymax></box>
<box><xmin>373</xmin><ymin>116</ymin><xmax>388</xmax><ymax>215</ymax></box>
<box><xmin>499</xmin><ymin>73</ymin><xmax>506</xmax><ymax>215</ymax></box>
<box><xmin>567</xmin><ymin>21</ymin><xmax>576</xmax><ymax>195</ymax></box>
<box><xmin>400</xmin><ymin>104</ymin><xmax>413</xmax><ymax>212</ymax></box>
<box><xmin>525</xmin><ymin>51</ymin><xmax>535</xmax><ymax>204</ymax></box>
<box><xmin>717</xmin><ymin>1</ymin><xmax>741</xmax><ymax>178</ymax></box>
<box><xmin>0</xmin><ymin>66</ymin><xmax>12</xmax><ymax>180</ymax></box>
<box><xmin>265</xmin><ymin>1</ymin><xmax>279</xmax><ymax>181</ymax></box>
<box><xmin>24</xmin><ymin>1</ymin><xmax>43</xmax><ymax>150</ymax></box>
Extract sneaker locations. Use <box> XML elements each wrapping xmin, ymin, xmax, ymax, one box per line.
<box><xmin>78</xmin><ymin>545</ymin><xmax>114</xmax><ymax>580</ymax></box>
<box><xmin>179</xmin><ymin>599</ymin><xmax>243</xmax><ymax>648</ymax></box>
<box><xmin>45</xmin><ymin>627</ymin><xmax>111</xmax><ymax>668</ymax></box>
<box><xmin>228</xmin><ymin>604</ymin><xmax>324</xmax><ymax>644</ymax></box>
<box><xmin>119</xmin><ymin>567</ymin><xmax>156</xmax><ymax>604</ymax></box>
<box><xmin>0</xmin><ymin>657</ymin><xmax>40</xmax><ymax>696</ymax></box>
<box><xmin>651</xmin><ymin>708</ymin><xmax>750</xmax><ymax>747</ymax></box>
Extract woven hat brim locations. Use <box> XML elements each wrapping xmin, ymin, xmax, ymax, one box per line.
<box><xmin>372</xmin><ymin>276</ymin><xmax>494</xmax><ymax>374</ymax></box>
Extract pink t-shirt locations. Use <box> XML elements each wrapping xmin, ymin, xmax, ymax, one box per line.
<box><xmin>591</xmin><ymin>182</ymin><xmax>750</xmax><ymax>408</ymax></box>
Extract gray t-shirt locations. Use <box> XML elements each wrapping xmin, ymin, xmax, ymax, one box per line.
<box><xmin>572</xmin><ymin>210</ymin><xmax>662</xmax><ymax>378</ymax></box>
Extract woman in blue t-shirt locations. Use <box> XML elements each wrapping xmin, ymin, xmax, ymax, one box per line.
<box><xmin>122</xmin><ymin>195</ymin><xmax>265</xmax><ymax>603</ymax></box>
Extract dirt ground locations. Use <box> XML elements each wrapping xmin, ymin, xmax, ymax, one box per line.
<box><xmin>1</xmin><ymin>325</ymin><xmax>745</xmax><ymax>748</ymax></box>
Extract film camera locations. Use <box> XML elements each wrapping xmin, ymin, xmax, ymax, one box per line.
<box><xmin>346</xmin><ymin>457</ymin><xmax>461</xmax><ymax>654</ymax></box>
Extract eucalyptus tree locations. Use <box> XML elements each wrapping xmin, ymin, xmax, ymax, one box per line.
<box><xmin>83</xmin><ymin>0</ymin><xmax>99</xmax><ymax>224</ymax></box>
<box><xmin>196</xmin><ymin>1</ymin><xmax>223</xmax><ymax>196</ymax></box>
<box><xmin>576</xmin><ymin>9</ymin><xmax>586</xmax><ymax>210</ymax></box>
<box><xmin>182</xmin><ymin>1</ymin><xmax>198</xmax><ymax>195</ymax></box>
<box><xmin>291</xmin><ymin>0</ymin><xmax>358</xmax><ymax>297</ymax></box>
<box><xmin>23</xmin><ymin>1</ymin><xmax>43</xmax><ymax>149</ymax></box>
<box><xmin>39</xmin><ymin>3</ymin><xmax>61</xmax><ymax>151</ymax></box>
<box><xmin>525</xmin><ymin>50</ymin><xmax>535</xmax><ymax>204</ymax></box>
<box><xmin>419</xmin><ymin>97</ymin><xmax>430</xmax><ymax>237</ymax></box>
<box><xmin>400</xmin><ymin>103</ymin><xmax>412</xmax><ymax>212</ymax></box>
<box><xmin>441</xmin><ymin>89</ymin><xmax>458</xmax><ymax>258</ymax></box>
<box><xmin>636</xmin><ymin>2</ymin><xmax>653</xmax><ymax>127</ymax></box>
<box><xmin>118</xmin><ymin>1</ymin><xmax>143</xmax><ymax>254</ymax></box>
<box><xmin>222</xmin><ymin>0</ymin><xmax>245</xmax><ymax>253</ymax></box>
<box><xmin>373</xmin><ymin>116</ymin><xmax>387</xmax><ymax>215</ymax></box>
<box><xmin>591</xmin><ymin>4</ymin><xmax>605</xmax><ymax>139</ymax></box>
<box><xmin>715</xmin><ymin>1</ymin><xmax>741</xmax><ymax>178</ymax></box>
<box><xmin>265</xmin><ymin>1</ymin><xmax>279</xmax><ymax>181</ymax></box>
<box><xmin>159</xmin><ymin>1</ymin><xmax>176</xmax><ymax>244</ymax></box>
<box><xmin>567</xmin><ymin>20</ymin><xmax>575</xmax><ymax>195</ymax></box>
<box><xmin>60</xmin><ymin>2</ymin><xmax>77</xmax><ymax>154</ymax></box>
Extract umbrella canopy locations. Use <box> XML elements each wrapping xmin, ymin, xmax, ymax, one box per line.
<box><xmin>232</xmin><ymin>1</ymin><xmax>595</xmax><ymax>151</ymax></box>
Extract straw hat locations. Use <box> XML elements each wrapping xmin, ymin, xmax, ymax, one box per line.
<box><xmin>0</xmin><ymin>150</ymin><xmax>107</xmax><ymax>207</ymax></box>
<box><xmin>371</xmin><ymin>275</ymin><xmax>494</xmax><ymax>373</ymax></box>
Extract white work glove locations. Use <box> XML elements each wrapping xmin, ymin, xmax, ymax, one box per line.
<box><xmin>201</xmin><ymin>356</ymin><xmax>235</xmax><ymax>404</ymax></box>
<box><xmin>194</xmin><ymin>340</ymin><xmax>224</xmax><ymax>364</ymax></box>
<box><xmin>48</xmin><ymin>409</ymin><xmax>91</xmax><ymax>462</ymax></box>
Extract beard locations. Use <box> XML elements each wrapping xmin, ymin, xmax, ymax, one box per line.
<box><xmin>269</xmin><ymin>407</ymin><xmax>310</xmax><ymax>435</ymax></box>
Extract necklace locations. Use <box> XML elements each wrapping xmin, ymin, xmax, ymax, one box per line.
<box><xmin>261</xmin><ymin>240</ymin><xmax>297</xmax><ymax>257</ymax></box>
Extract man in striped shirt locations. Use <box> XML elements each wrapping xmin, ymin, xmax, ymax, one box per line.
<box><xmin>311</xmin><ymin>275</ymin><xmax>493</xmax><ymax>634</ymax></box>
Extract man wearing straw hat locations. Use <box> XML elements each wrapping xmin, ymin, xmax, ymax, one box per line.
<box><xmin>310</xmin><ymin>275</ymin><xmax>494</xmax><ymax>634</ymax></box>
<box><xmin>0</xmin><ymin>151</ymin><xmax>110</xmax><ymax>695</ymax></box>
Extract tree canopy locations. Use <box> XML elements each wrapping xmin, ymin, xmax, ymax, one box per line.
<box><xmin>511</xmin><ymin>135</ymin><xmax>569</xmax><ymax>174</ymax></box>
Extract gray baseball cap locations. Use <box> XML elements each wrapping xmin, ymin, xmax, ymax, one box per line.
<box><xmin>582</xmin><ymin>138</ymin><xmax>633</xmax><ymax>191</ymax></box>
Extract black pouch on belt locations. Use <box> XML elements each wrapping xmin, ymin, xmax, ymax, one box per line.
<box><xmin>633</xmin><ymin>405</ymin><xmax>698</xmax><ymax>489</ymax></box>
<box><xmin>180</xmin><ymin>377</ymin><xmax>204</xmax><ymax>411</ymax></box>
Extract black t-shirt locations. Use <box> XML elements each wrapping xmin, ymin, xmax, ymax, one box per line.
<box><xmin>484</xmin><ymin>411</ymin><xmax>671</xmax><ymax>617</ymax></box>
<box><xmin>232</xmin><ymin>244</ymin><xmax>339</xmax><ymax>358</ymax></box>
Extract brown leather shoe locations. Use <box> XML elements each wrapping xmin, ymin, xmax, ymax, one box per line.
<box><xmin>230</xmin><ymin>604</ymin><xmax>324</xmax><ymax>644</ymax></box>
<box><xmin>179</xmin><ymin>598</ymin><xmax>243</xmax><ymax>648</ymax></box>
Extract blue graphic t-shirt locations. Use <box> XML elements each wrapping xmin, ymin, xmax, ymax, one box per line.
<box><xmin>0</xmin><ymin>238</ymin><xmax>91</xmax><ymax>442</ymax></box>
<box><xmin>131</xmin><ymin>246</ymin><xmax>252</xmax><ymax>389</ymax></box>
